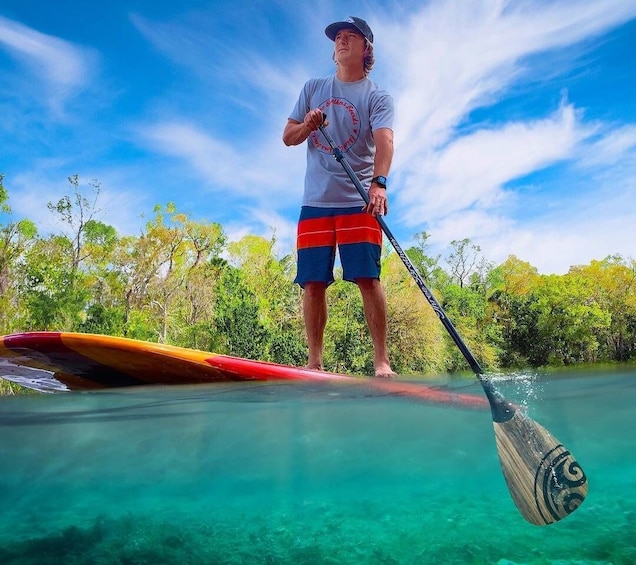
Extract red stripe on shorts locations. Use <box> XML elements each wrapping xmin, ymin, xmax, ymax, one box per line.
<box><xmin>297</xmin><ymin>212</ymin><xmax>382</xmax><ymax>250</ymax></box>
<box><xmin>336</xmin><ymin>213</ymin><xmax>382</xmax><ymax>246</ymax></box>
<box><xmin>297</xmin><ymin>217</ymin><xmax>336</xmax><ymax>249</ymax></box>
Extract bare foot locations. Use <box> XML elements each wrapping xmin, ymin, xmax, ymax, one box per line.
<box><xmin>374</xmin><ymin>364</ymin><xmax>397</xmax><ymax>378</ymax></box>
<box><xmin>304</xmin><ymin>363</ymin><xmax>324</xmax><ymax>371</ymax></box>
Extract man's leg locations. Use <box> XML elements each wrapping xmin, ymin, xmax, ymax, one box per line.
<box><xmin>303</xmin><ymin>281</ymin><xmax>328</xmax><ymax>370</ymax></box>
<box><xmin>356</xmin><ymin>278</ymin><xmax>396</xmax><ymax>378</ymax></box>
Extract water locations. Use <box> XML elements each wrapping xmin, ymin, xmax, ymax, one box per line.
<box><xmin>0</xmin><ymin>368</ymin><xmax>634</xmax><ymax>564</ymax></box>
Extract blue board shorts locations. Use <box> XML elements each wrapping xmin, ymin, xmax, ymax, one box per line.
<box><xmin>294</xmin><ymin>206</ymin><xmax>383</xmax><ymax>288</ymax></box>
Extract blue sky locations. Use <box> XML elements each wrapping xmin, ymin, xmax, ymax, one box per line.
<box><xmin>1</xmin><ymin>0</ymin><xmax>635</xmax><ymax>274</ymax></box>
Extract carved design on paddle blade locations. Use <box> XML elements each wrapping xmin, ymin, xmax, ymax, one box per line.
<box><xmin>494</xmin><ymin>412</ymin><xmax>588</xmax><ymax>525</ymax></box>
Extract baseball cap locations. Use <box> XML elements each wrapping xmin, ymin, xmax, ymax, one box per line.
<box><xmin>325</xmin><ymin>16</ymin><xmax>374</xmax><ymax>44</ymax></box>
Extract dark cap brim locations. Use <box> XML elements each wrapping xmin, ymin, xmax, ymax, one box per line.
<box><xmin>325</xmin><ymin>22</ymin><xmax>360</xmax><ymax>41</ymax></box>
<box><xmin>325</xmin><ymin>17</ymin><xmax>373</xmax><ymax>43</ymax></box>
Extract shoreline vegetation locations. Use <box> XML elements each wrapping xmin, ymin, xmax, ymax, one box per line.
<box><xmin>1</xmin><ymin>174</ymin><xmax>635</xmax><ymax>396</ymax></box>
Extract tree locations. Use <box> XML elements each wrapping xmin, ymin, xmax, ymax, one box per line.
<box><xmin>145</xmin><ymin>205</ymin><xmax>227</xmax><ymax>344</ymax></box>
<box><xmin>569</xmin><ymin>256</ymin><xmax>636</xmax><ymax>361</ymax></box>
<box><xmin>324</xmin><ymin>279</ymin><xmax>370</xmax><ymax>374</ymax></box>
<box><xmin>489</xmin><ymin>256</ymin><xmax>541</xmax><ymax>367</ymax></box>
<box><xmin>0</xmin><ymin>174</ymin><xmax>38</xmax><ymax>333</ymax></box>
<box><xmin>531</xmin><ymin>274</ymin><xmax>610</xmax><ymax>365</ymax></box>
<box><xmin>47</xmin><ymin>174</ymin><xmax>102</xmax><ymax>272</ymax></box>
<box><xmin>211</xmin><ymin>265</ymin><xmax>268</xmax><ymax>359</ymax></box>
<box><xmin>22</xmin><ymin>235</ymin><xmax>90</xmax><ymax>330</ymax></box>
<box><xmin>174</xmin><ymin>215</ymin><xmax>227</xmax><ymax>348</ymax></box>
<box><xmin>405</xmin><ymin>231</ymin><xmax>441</xmax><ymax>285</ymax></box>
<box><xmin>440</xmin><ymin>282</ymin><xmax>499</xmax><ymax>371</ymax></box>
<box><xmin>446</xmin><ymin>238</ymin><xmax>482</xmax><ymax>288</ymax></box>
<box><xmin>227</xmin><ymin>233</ymin><xmax>304</xmax><ymax>363</ymax></box>
<box><xmin>110</xmin><ymin>234</ymin><xmax>166</xmax><ymax>337</ymax></box>
<box><xmin>381</xmin><ymin>252</ymin><xmax>447</xmax><ymax>375</ymax></box>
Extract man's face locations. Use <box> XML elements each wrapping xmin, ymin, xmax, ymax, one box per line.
<box><xmin>334</xmin><ymin>28</ymin><xmax>367</xmax><ymax>65</ymax></box>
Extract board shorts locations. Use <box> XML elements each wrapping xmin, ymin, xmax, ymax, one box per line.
<box><xmin>294</xmin><ymin>206</ymin><xmax>383</xmax><ymax>288</ymax></box>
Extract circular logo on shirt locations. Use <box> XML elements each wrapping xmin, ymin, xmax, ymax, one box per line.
<box><xmin>310</xmin><ymin>97</ymin><xmax>360</xmax><ymax>154</ymax></box>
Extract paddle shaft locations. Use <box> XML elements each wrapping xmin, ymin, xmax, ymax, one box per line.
<box><xmin>317</xmin><ymin>121</ymin><xmax>511</xmax><ymax>415</ymax></box>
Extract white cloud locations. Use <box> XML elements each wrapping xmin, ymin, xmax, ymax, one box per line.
<box><xmin>6</xmin><ymin>0</ymin><xmax>633</xmax><ymax>277</ymax></box>
<box><xmin>0</xmin><ymin>15</ymin><xmax>96</xmax><ymax>111</ymax></box>
<box><xmin>483</xmin><ymin>197</ymin><xmax>636</xmax><ymax>274</ymax></box>
<box><xmin>577</xmin><ymin>125</ymin><xmax>636</xmax><ymax>168</ymax></box>
<box><xmin>136</xmin><ymin>120</ymin><xmax>306</xmax><ymax>206</ymax></box>
<box><xmin>398</xmin><ymin>103</ymin><xmax>591</xmax><ymax>225</ymax></box>
<box><xmin>364</xmin><ymin>0</ymin><xmax>636</xmax><ymax>273</ymax></box>
<box><xmin>382</xmin><ymin>0</ymin><xmax>635</xmax><ymax>159</ymax></box>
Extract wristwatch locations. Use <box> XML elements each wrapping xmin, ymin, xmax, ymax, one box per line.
<box><xmin>371</xmin><ymin>176</ymin><xmax>387</xmax><ymax>189</ymax></box>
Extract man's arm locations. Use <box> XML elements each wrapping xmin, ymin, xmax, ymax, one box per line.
<box><xmin>372</xmin><ymin>127</ymin><xmax>394</xmax><ymax>180</ymax></box>
<box><xmin>366</xmin><ymin>127</ymin><xmax>394</xmax><ymax>215</ymax></box>
<box><xmin>283</xmin><ymin>119</ymin><xmax>310</xmax><ymax>146</ymax></box>
<box><xmin>283</xmin><ymin>109</ymin><xmax>325</xmax><ymax>146</ymax></box>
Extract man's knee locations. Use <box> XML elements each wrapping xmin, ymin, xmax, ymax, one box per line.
<box><xmin>355</xmin><ymin>277</ymin><xmax>381</xmax><ymax>292</ymax></box>
<box><xmin>304</xmin><ymin>281</ymin><xmax>327</xmax><ymax>298</ymax></box>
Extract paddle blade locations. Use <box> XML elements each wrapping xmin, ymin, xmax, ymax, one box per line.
<box><xmin>493</xmin><ymin>410</ymin><xmax>588</xmax><ymax>525</ymax></box>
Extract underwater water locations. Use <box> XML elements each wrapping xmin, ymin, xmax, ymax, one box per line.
<box><xmin>0</xmin><ymin>368</ymin><xmax>634</xmax><ymax>565</ymax></box>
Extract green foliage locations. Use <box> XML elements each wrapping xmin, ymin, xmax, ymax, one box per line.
<box><xmin>211</xmin><ymin>265</ymin><xmax>268</xmax><ymax>359</ymax></box>
<box><xmin>0</xmin><ymin>378</ymin><xmax>36</xmax><ymax>395</ymax></box>
<box><xmin>382</xmin><ymin>252</ymin><xmax>447</xmax><ymax>375</ymax></box>
<box><xmin>2</xmin><ymin>174</ymin><xmax>636</xmax><ymax>397</ymax></box>
<box><xmin>79</xmin><ymin>303</ymin><xmax>126</xmax><ymax>335</ymax></box>
<box><xmin>0</xmin><ymin>173</ymin><xmax>8</xmax><ymax>213</ymax></box>
<box><xmin>405</xmin><ymin>231</ymin><xmax>441</xmax><ymax>284</ymax></box>
<box><xmin>267</xmin><ymin>330</ymin><xmax>307</xmax><ymax>366</ymax></box>
<box><xmin>324</xmin><ymin>279</ymin><xmax>371</xmax><ymax>374</ymax></box>
<box><xmin>446</xmin><ymin>238</ymin><xmax>482</xmax><ymax>288</ymax></box>
<box><xmin>532</xmin><ymin>273</ymin><xmax>611</xmax><ymax>365</ymax></box>
<box><xmin>21</xmin><ymin>236</ymin><xmax>90</xmax><ymax>330</ymax></box>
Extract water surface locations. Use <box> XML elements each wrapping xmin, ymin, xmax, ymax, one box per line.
<box><xmin>1</xmin><ymin>368</ymin><xmax>634</xmax><ymax>564</ymax></box>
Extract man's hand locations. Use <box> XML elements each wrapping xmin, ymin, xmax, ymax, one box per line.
<box><xmin>283</xmin><ymin>109</ymin><xmax>328</xmax><ymax>146</ymax></box>
<box><xmin>364</xmin><ymin>184</ymin><xmax>388</xmax><ymax>216</ymax></box>
<box><xmin>303</xmin><ymin>108</ymin><xmax>327</xmax><ymax>132</ymax></box>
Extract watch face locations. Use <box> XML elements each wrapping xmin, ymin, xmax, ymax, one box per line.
<box><xmin>377</xmin><ymin>176</ymin><xmax>387</xmax><ymax>184</ymax></box>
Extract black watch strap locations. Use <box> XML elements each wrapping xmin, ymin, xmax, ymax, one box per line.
<box><xmin>371</xmin><ymin>176</ymin><xmax>387</xmax><ymax>189</ymax></box>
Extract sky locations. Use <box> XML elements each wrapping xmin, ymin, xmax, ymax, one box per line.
<box><xmin>1</xmin><ymin>0</ymin><xmax>635</xmax><ymax>275</ymax></box>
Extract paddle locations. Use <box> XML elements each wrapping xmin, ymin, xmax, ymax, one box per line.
<box><xmin>318</xmin><ymin>118</ymin><xmax>588</xmax><ymax>525</ymax></box>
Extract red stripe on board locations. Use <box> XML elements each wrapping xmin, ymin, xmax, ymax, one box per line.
<box><xmin>3</xmin><ymin>331</ymin><xmax>65</xmax><ymax>350</ymax></box>
<box><xmin>205</xmin><ymin>355</ymin><xmax>489</xmax><ymax>410</ymax></box>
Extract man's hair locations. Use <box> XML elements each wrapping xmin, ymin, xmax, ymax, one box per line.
<box><xmin>363</xmin><ymin>40</ymin><xmax>375</xmax><ymax>76</ymax></box>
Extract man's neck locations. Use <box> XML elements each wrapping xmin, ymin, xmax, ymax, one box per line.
<box><xmin>336</xmin><ymin>64</ymin><xmax>365</xmax><ymax>82</ymax></box>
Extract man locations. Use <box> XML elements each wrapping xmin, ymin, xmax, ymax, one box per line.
<box><xmin>283</xmin><ymin>16</ymin><xmax>396</xmax><ymax>378</ymax></box>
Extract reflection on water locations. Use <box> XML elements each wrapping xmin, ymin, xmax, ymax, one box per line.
<box><xmin>1</xmin><ymin>370</ymin><xmax>635</xmax><ymax>564</ymax></box>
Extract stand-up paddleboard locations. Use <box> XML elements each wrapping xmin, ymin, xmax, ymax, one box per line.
<box><xmin>0</xmin><ymin>332</ymin><xmax>488</xmax><ymax>408</ymax></box>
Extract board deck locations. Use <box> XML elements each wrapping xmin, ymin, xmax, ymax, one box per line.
<box><xmin>0</xmin><ymin>332</ymin><xmax>488</xmax><ymax>408</ymax></box>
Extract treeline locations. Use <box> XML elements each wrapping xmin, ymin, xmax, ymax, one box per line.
<box><xmin>1</xmin><ymin>174</ymin><xmax>635</xmax><ymax>377</ymax></box>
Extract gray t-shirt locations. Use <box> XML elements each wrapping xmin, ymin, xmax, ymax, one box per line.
<box><xmin>289</xmin><ymin>75</ymin><xmax>394</xmax><ymax>207</ymax></box>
